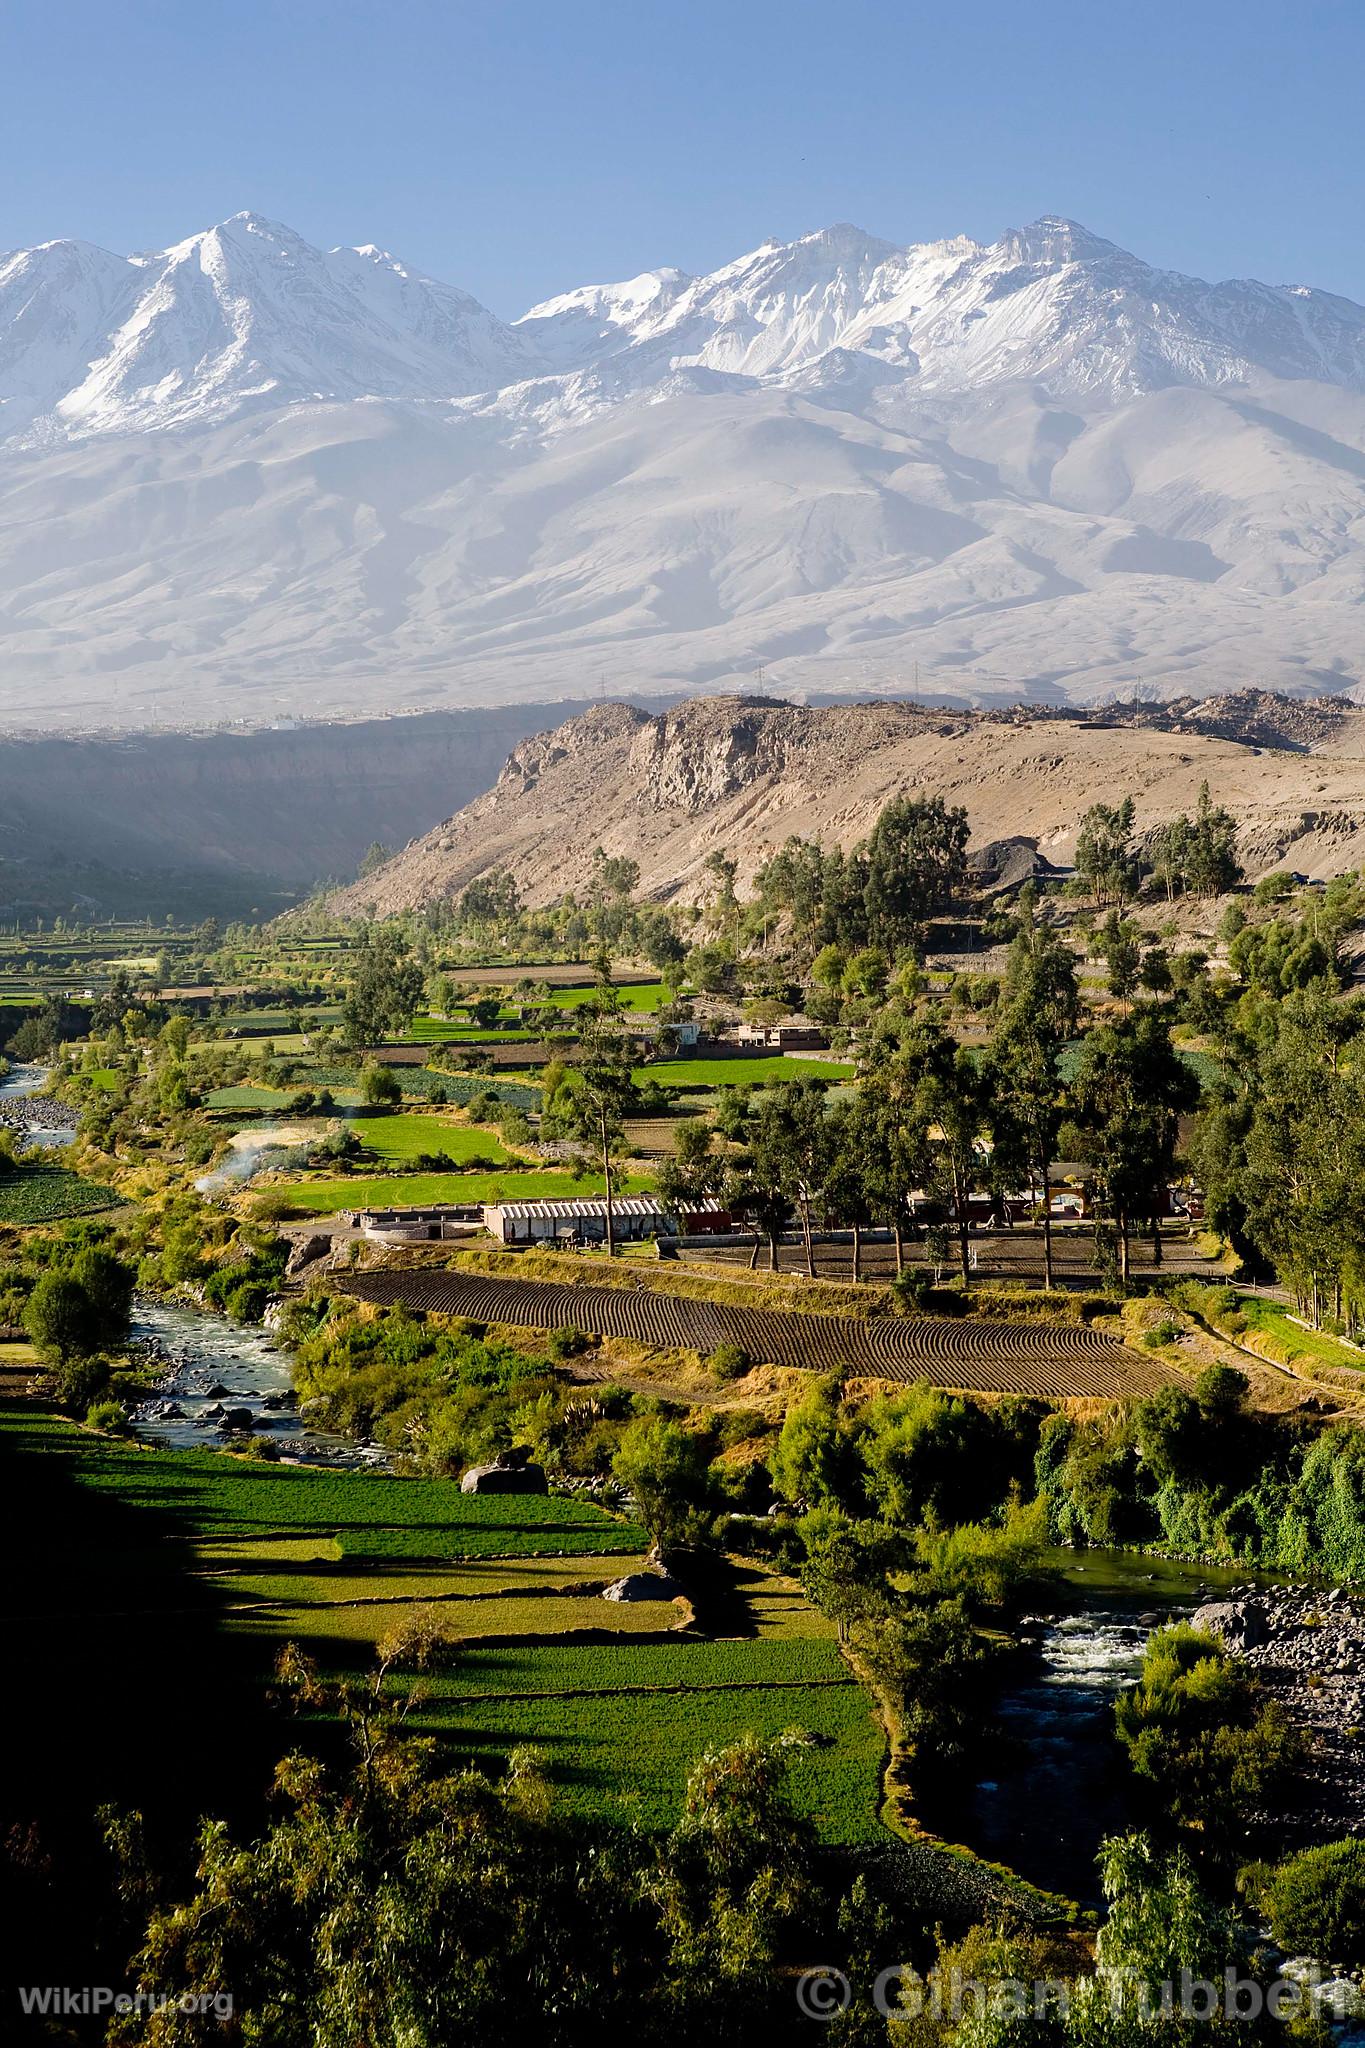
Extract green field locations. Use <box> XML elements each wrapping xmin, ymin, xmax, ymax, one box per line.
<box><xmin>409</xmin><ymin>1019</ymin><xmax>540</xmax><ymax>1043</ymax></box>
<box><xmin>358</xmin><ymin>1113</ymin><xmax>513</xmax><ymax>1164</ymax></box>
<box><xmin>205</xmin><ymin>1084</ymin><xmax>292</xmax><ymax>1108</ymax></box>
<box><xmin>275</xmin><ymin>1169</ymin><xmax>653</xmax><ymax>1214</ymax></box>
<box><xmin>541</xmin><ymin>982</ymin><xmax>670</xmax><ymax>1014</ymax></box>
<box><xmin>1236</xmin><ymin>1294</ymin><xmax>1365</xmax><ymax>1372</ymax></box>
<box><xmin>197</xmin><ymin>1547</ymin><xmax>652</xmax><ymax>1603</ymax></box>
<box><xmin>0</xmin><ymin>1407</ymin><xmax>882</xmax><ymax>1841</ymax></box>
<box><xmin>632</xmin><ymin>1055</ymin><xmax>856</xmax><ymax>1089</ymax></box>
<box><xmin>0</xmin><ymin>1167</ymin><xmax>126</xmax><ymax>1224</ymax></box>
<box><xmin>409</xmin><ymin>1640</ymin><xmax>882</xmax><ymax>1839</ymax></box>
<box><xmin>6</xmin><ymin>1414</ymin><xmax>646</xmax><ymax>1555</ymax></box>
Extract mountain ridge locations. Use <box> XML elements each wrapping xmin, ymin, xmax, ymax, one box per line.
<box><xmin>9</xmin><ymin>208</ymin><xmax>1365</xmax><ymax>447</ymax></box>
<box><xmin>5</xmin><ymin>211</ymin><xmax>1365</xmax><ymax>721</ymax></box>
<box><xmin>330</xmin><ymin>690</ymin><xmax>1365</xmax><ymax>917</ymax></box>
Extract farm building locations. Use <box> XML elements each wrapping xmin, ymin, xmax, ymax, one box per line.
<box><xmin>351</xmin><ymin>1203</ymin><xmax>484</xmax><ymax>1242</ymax></box>
<box><xmin>732</xmin><ymin>1020</ymin><xmax>827</xmax><ymax>1050</ymax></box>
<box><xmin>482</xmin><ymin>1194</ymin><xmax>731</xmax><ymax>1245</ymax></box>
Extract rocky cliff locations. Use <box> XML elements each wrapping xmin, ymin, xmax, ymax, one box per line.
<box><xmin>333</xmin><ymin>691</ymin><xmax>1365</xmax><ymax>915</ymax></box>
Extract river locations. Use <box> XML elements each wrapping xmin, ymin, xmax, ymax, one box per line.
<box><xmin>0</xmin><ymin>1062</ymin><xmax>78</xmax><ymax>1150</ymax></box>
<box><xmin>964</xmin><ymin>1548</ymin><xmax>1286</xmax><ymax>1901</ymax></box>
<box><xmin>128</xmin><ymin>1296</ymin><xmax>388</xmax><ymax>1470</ymax></box>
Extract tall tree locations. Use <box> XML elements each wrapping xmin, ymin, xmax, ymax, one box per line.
<box><xmin>1072</xmin><ymin>1008</ymin><xmax>1198</xmax><ymax>1285</ymax></box>
<box><xmin>1075</xmin><ymin>795</ymin><xmax>1139</xmax><ymax>907</ymax></box>
<box><xmin>342</xmin><ymin>931</ymin><xmax>424</xmax><ymax>1048</ymax></box>
<box><xmin>988</xmin><ymin>916</ymin><xmax>1080</xmax><ymax>1289</ymax></box>
<box><xmin>747</xmin><ymin>1079</ymin><xmax>834</xmax><ymax>1279</ymax></box>
<box><xmin>559</xmin><ymin>1017</ymin><xmax>641</xmax><ymax>1257</ymax></box>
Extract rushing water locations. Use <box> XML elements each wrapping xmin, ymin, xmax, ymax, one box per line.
<box><xmin>0</xmin><ymin>1062</ymin><xmax>77</xmax><ymax>1150</ymax></box>
<box><xmin>964</xmin><ymin>1549</ymin><xmax>1284</xmax><ymax>1901</ymax></box>
<box><xmin>129</xmin><ymin>1296</ymin><xmax>388</xmax><ymax>1469</ymax></box>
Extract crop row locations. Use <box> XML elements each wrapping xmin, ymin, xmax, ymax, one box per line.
<box><xmin>0</xmin><ymin>1168</ymin><xmax>125</xmax><ymax>1224</ymax></box>
<box><xmin>339</xmin><ymin>1271</ymin><xmax>1169</xmax><ymax>1399</ymax></box>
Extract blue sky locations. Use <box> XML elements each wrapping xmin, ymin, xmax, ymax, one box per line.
<box><xmin>3</xmin><ymin>0</ymin><xmax>1362</xmax><ymax>314</ymax></box>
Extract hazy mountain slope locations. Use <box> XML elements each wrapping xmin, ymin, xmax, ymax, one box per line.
<box><xmin>0</xmin><ymin>701</ymin><xmax>583</xmax><ymax>918</ymax></box>
<box><xmin>333</xmin><ymin>693</ymin><xmax>1365</xmax><ymax>916</ymax></box>
<box><xmin>4</xmin><ymin>212</ymin><xmax>1365</xmax><ymax>722</ymax></box>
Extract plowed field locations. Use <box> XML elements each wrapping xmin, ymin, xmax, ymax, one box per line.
<box><xmin>335</xmin><ymin>1270</ymin><xmax>1169</xmax><ymax>1398</ymax></box>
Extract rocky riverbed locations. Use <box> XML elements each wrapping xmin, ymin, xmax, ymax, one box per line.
<box><xmin>0</xmin><ymin>1092</ymin><xmax>77</xmax><ymax>1139</ymax></box>
<box><xmin>1194</xmin><ymin>1589</ymin><xmax>1365</xmax><ymax>1839</ymax></box>
<box><xmin>0</xmin><ymin>1064</ymin><xmax>78</xmax><ymax>1148</ymax></box>
<box><xmin>128</xmin><ymin>1297</ymin><xmax>390</xmax><ymax>1469</ymax></box>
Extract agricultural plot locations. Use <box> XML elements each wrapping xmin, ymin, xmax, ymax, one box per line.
<box><xmin>195</xmin><ymin>1546</ymin><xmax>651</xmax><ymax>1602</ymax></box>
<box><xmin>540</xmin><ymin>982</ymin><xmax>669</xmax><ymax>1014</ymax></box>
<box><xmin>408</xmin><ymin>1639</ymin><xmax>883</xmax><ymax>1840</ymax></box>
<box><xmin>357</xmin><ymin>1114</ymin><xmax>513</xmax><ymax>1164</ymax></box>
<box><xmin>228</xmin><ymin>1592</ymin><xmax>681</xmax><ymax>1646</ymax></box>
<box><xmin>0</xmin><ymin>1166</ymin><xmax>125</xmax><ymax>1224</ymax></box>
<box><xmin>26</xmin><ymin>1425</ymin><xmax>647</xmax><ymax>1556</ymax></box>
<box><xmin>410</xmin><ymin>1018</ymin><xmax>539</xmax><ymax>1043</ymax></box>
<box><xmin>2</xmin><ymin>1409</ymin><xmax>882</xmax><ymax>1841</ymax></box>
<box><xmin>205</xmin><ymin>1084</ymin><xmax>291</xmax><ymax>1109</ymax></box>
<box><xmin>363</xmin><ymin>1068</ymin><xmax>541</xmax><ymax>1108</ymax></box>
<box><xmin>278</xmin><ymin>1169</ymin><xmax>652</xmax><ymax>1214</ymax></box>
<box><xmin>338</xmin><ymin>1269</ymin><xmax>1171</xmax><ymax>1399</ymax></box>
<box><xmin>632</xmin><ymin>1055</ymin><xmax>856</xmax><ymax>1089</ymax></box>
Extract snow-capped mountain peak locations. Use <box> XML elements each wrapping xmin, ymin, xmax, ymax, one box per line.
<box><xmin>10</xmin><ymin>210</ymin><xmax>1365</xmax><ymax>446</ymax></box>
<box><xmin>4</xmin><ymin>212</ymin><xmax>542</xmax><ymax>443</ymax></box>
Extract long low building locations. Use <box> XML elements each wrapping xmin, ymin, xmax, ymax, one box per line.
<box><xmin>482</xmin><ymin>1194</ymin><xmax>731</xmax><ymax>1245</ymax></box>
<box><xmin>351</xmin><ymin>1203</ymin><xmax>484</xmax><ymax>1242</ymax></box>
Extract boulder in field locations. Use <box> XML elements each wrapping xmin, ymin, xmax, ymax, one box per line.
<box><xmin>602</xmin><ymin>1571</ymin><xmax>684</xmax><ymax>1603</ymax></box>
<box><xmin>460</xmin><ymin>1460</ymin><xmax>548</xmax><ymax>1495</ymax></box>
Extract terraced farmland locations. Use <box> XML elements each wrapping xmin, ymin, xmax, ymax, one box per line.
<box><xmin>336</xmin><ymin>1270</ymin><xmax>1169</xmax><ymax>1398</ymax></box>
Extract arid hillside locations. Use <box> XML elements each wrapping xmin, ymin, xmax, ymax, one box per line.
<box><xmin>334</xmin><ymin>692</ymin><xmax>1365</xmax><ymax>913</ymax></box>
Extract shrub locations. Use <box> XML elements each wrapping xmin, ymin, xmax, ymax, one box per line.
<box><xmin>708</xmin><ymin>1343</ymin><xmax>750</xmax><ymax>1382</ymax></box>
<box><xmin>24</xmin><ymin>1272</ymin><xmax>98</xmax><ymax>1357</ymax></box>
<box><xmin>52</xmin><ymin>1353</ymin><xmax>112</xmax><ymax>1414</ymax></box>
<box><xmin>86</xmin><ymin>1399</ymin><xmax>130</xmax><ymax>1435</ymax></box>
<box><xmin>360</xmin><ymin>1061</ymin><xmax>402</xmax><ymax>1109</ymax></box>
<box><xmin>548</xmin><ymin>1326</ymin><xmax>591</xmax><ymax>1359</ymax></box>
<box><xmin>1246</xmin><ymin>1839</ymin><xmax>1365</xmax><ymax>1964</ymax></box>
<box><xmin>225</xmin><ymin>1279</ymin><xmax>273</xmax><ymax>1324</ymax></box>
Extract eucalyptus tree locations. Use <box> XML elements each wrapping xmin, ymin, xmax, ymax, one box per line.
<box><xmin>987</xmin><ymin>915</ymin><xmax>1080</xmax><ymax>1289</ymax></box>
<box><xmin>1071</xmin><ymin>1007</ymin><xmax>1198</xmax><ymax>1286</ymax></box>
<box><xmin>558</xmin><ymin>1015</ymin><xmax>642</xmax><ymax>1257</ymax></box>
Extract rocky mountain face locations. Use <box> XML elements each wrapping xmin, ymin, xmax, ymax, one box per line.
<box><xmin>333</xmin><ymin>691</ymin><xmax>1365</xmax><ymax>915</ymax></box>
<box><xmin>6</xmin><ymin>212</ymin><xmax>1365</xmax><ymax>720</ymax></box>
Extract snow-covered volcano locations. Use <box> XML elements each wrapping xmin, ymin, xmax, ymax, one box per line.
<box><xmin>4</xmin><ymin>210</ymin><xmax>1365</xmax><ymax>723</ymax></box>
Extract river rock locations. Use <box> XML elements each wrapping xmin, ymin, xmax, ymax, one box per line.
<box><xmin>219</xmin><ymin>1407</ymin><xmax>255</xmax><ymax>1432</ymax></box>
<box><xmin>1191</xmin><ymin>1598</ymin><xmax>1270</xmax><ymax>1650</ymax></box>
